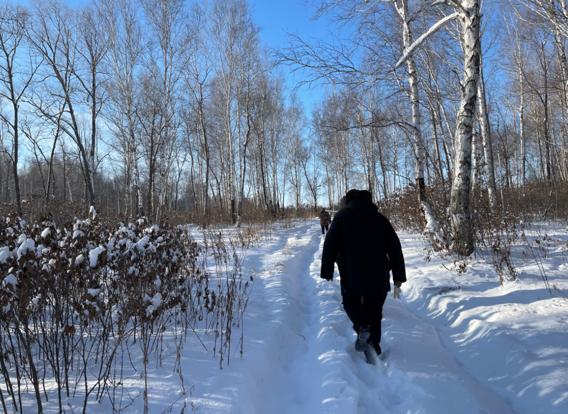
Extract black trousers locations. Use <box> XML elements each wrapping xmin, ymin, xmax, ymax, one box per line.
<box><xmin>321</xmin><ymin>224</ymin><xmax>329</xmax><ymax>234</ymax></box>
<box><xmin>342</xmin><ymin>290</ymin><xmax>388</xmax><ymax>348</ymax></box>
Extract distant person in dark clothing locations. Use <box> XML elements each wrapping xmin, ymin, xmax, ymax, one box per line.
<box><xmin>319</xmin><ymin>208</ymin><xmax>331</xmax><ymax>234</ymax></box>
<box><xmin>320</xmin><ymin>189</ymin><xmax>406</xmax><ymax>356</ymax></box>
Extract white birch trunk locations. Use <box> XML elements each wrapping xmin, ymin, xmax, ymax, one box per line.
<box><xmin>477</xmin><ymin>67</ymin><xmax>498</xmax><ymax>210</ymax></box>
<box><xmin>449</xmin><ymin>0</ymin><xmax>481</xmax><ymax>256</ymax></box>
<box><xmin>397</xmin><ymin>0</ymin><xmax>426</xmax><ymax>197</ymax></box>
<box><xmin>394</xmin><ymin>0</ymin><xmax>447</xmax><ymax>248</ymax></box>
<box><xmin>471</xmin><ymin>128</ymin><xmax>480</xmax><ymax>192</ymax></box>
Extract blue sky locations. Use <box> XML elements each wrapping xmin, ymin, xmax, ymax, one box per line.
<box><xmin>247</xmin><ymin>0</ymin><xmax>507</xmax><ymax>118</ymax></box>
<box><xmin>249</xmin><ymin>0</ymin><xmax>334</xmax><ymax>115</ymax></box>
<box><xmin>9</xmin><ymin>0</ymin><xmax>508</xmax><ymax>129</ymax></box>
<box><xmin>11</xmin><ymin>0</ymin><xmax>333</xmax><ymax>115</ymax></box>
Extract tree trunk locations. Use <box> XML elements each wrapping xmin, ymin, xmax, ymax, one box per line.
<box><xmin>449</xmin><ymin>1</ymin><xmax>481</xmax><ymax>256</ymax></box>
<box><xmin>519</xmin><ymin>68</ymin><xmax>526</xmax><ymax>188</ymax></box>
<box><xmin>397</xmin><ymin>0</ymin><xmax>427</xmax><ymax>202</ymax></box>
<box><xmin>477</xmin><ymin>66</ymin><xmax>497</xmax><ymax>210</ymax></box>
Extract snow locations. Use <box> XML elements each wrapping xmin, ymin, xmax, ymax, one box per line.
<box><xmin>88</xmin><ymin>246</ymin><xmax>106</xmax><ymax>268</ymax></box>
<box><xmin>41</xmin><ymin>227</ymin><xmax>51</xmax><ymax>239</ymax></box>
<box><xmin>399</xmin><ymin>223</ymin><xmax>568</xmax><ymax>414</ymax></box>
<box><xmin>144</xmin><ymin>224</ymin><xmax>159</xmax><ymax>234</ymax></box>
<box><xmin>135</xmin><ymin>235</ymin><xmax>150</xmax><ymax>251</ymax></box>
<box><xmin>179</xmin><ymin>221</ymin><xmax>568</xmax><ymax>414</ymax></box>
<box><xmin>421</xmin><ymin>200</ymin><xmax>447</xmax><ymax>248</ymax></box>
<box><xmin>11</xmin><ymin>220</ymin><xmax>568</xmax><ymax>413</ymax></box>
<box><xmin>17</xmin><ymin>238</ymin><xmax>36</xmax><ymax>259</ymax></box>
<box><xmin>87</xmin><ymin>288</ymin><xmax>100</xmax><ymax>297</ymax></box>
<box><xmin>145</xmin><ymin>293</ymin><xmax>162</xmax><ymax>316</ymax></box>
<box><xmin>89</xmin><ymin>205</ymin><xmax>97</xmax><ymax>220</ymax></box>
<box><xmin>74</xmin><ymin>254</ymin><xmax>85</xmax><ymax>266</ymax></box>
<box><xmin>3</xmin><ymin>273</ymin><xmax>17</xmax><ymax>287</ymax></box>
<box><xmin>0</xmin><ymin>246</ymin><xmax>12</xmax><ymax>264</ymax></box>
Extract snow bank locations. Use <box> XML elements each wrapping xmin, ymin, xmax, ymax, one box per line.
<box><xmin>401</xmin><ymin>223</ymin><xmax>568</xmax><ymax>414</ymax></box>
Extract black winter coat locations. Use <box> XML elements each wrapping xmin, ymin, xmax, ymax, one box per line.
<box><xmin>320</xmin><ymin>198</ymin><xmax>406</xmax><ymax>295</ymax></box>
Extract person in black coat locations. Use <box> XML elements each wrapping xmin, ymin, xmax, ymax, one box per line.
<box><xmin>319</xmin><ymin>208</ymin><xmax>331</xmax><ymax>234</ymax></box>
<box><xmin>320</xmin><ymin>189</ymin><xmax>406</xmax><ymax>355</ymax></box>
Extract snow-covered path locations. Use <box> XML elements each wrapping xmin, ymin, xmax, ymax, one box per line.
<box><xmin>184</xmin><ymin>220</ymin><xmax>568</xmax><ymax>414</ymax></box>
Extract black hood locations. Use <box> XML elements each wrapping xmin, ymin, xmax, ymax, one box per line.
<box><xmin>346</xmin><ymin>198</ymin><xmax>377</xmax><ymax>215</ymax></box>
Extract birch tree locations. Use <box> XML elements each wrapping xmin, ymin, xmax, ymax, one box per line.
<box><xmin>104</xmin><ymin>0</ymin><xmax>144</xmax><ymax>217</ymax></box>
<box><xmin>477</xmin><ymin>63</ymin><xmax>498</xmax><ymax>210</ymax></box>
<box><xmin>392</xmin><ymin>0</ymin><xmax>427</xmax><ymax>199</ymax></box>
<box><xmin>141</xmin><ymin>0</ymin><xmax>185</xmax><ymax>221</ymax></box>
<box><xmin>396</xmin><ymin>0</ymin><xmax>481</xmax><ymax>255</ymax></box>
<box><xmin>210</xmin><ymin>0</ymin><xmax>262</xmax><ymax>224</ymax></box>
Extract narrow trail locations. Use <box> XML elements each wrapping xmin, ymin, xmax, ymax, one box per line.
<box><xmin>238</xmin><ymin>221</ymin><xmax>516</xmax><ymax>414</ymax></box>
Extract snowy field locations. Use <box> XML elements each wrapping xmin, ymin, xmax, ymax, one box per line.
<box><xmin>13</xmin><ymin>219</ymin><xmax>568</xmax><ymax>413</ymax></box>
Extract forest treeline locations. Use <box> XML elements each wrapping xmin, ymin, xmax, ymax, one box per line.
<box><xmin>1</xmin><ymin>0</ymin><xmax>568</xmax><ymax>254</ymax></box>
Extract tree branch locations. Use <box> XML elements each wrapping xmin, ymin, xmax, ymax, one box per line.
<box><xmin>395</xmin><ymin>11</ymin><xmax>460</xmax><ymax>68</ymax></box>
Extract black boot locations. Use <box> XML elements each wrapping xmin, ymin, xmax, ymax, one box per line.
<box><xmin>355</xmin><ymin>326</ymin><xmax>370</xmax><ymax>351</ymax></box>
<box><xmin>369</xmin><ymin>339</ymin><xmax>382</xmax><ymax>356</ymax></box>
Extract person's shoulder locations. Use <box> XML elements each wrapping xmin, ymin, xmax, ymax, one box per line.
<box><xmin>374</xmin><ymin>210</ymin><xmax>391</xmax><ymax>223</ymax></box>
<box><xmin>376</xmin><ymin>210</ymin><xmax>388</xmax><ymax>220</ymax></box>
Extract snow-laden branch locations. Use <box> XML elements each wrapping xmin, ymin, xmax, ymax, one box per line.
<box><xmin>395</xmin><ymin>11</ymin><xmax>460</xmax><ymax>69</ymax></box>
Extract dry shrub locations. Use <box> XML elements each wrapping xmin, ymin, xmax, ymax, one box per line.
<box><xmin>501</xmin><ymin>181</ymin><xmax>568</xmax><ymax>221</ymax></box>
<box><xmin>0</xmin><ymin>214</ymin><xmax>252</xmax><ymax>413</ymax></box>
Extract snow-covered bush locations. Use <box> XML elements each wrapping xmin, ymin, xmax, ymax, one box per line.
<box><xmin>0</xmin><ymin>214</ymin><xmax>251</xmax><ymax>413</ymax></box>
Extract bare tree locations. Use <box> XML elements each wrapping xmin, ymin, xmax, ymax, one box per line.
<box><xmin>140</xmin><ymin>0</ymin><xmax>186</xmax><ymax>222</ymax></box>
<box><xmin>0</xmin><ymin>5</ymin><xmax>39</xmax><ymax>214</ymax></box>
<box><xmin>27</xmin><ymin>1</ymin><xmax>99</xmax><ymax>209</ymax></box>
<box><xmin>104</xmin><ymin>0</ymin><xmax>144</xmax><ymax>217</ymax></box>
